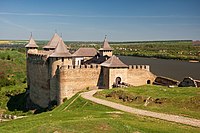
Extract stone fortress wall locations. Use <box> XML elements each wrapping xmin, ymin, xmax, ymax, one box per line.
<box><xmin>27</xmin><ymin>53</ymin><xmax>50</xmax><ymax>108</ymax></box>
<box><xmin>26</xmin><ymin>52</ymin><xmax>156</xmax><ymax>107</ymax></box>
<box><xmin>25</xmin><ymin>34</ymin><xmax>156</xmax><ymax>108</ymax></box>
<box><xmin>58</xmin><ymin>64</ymin><xmax>155</xmax><ymax>104</ymax></box>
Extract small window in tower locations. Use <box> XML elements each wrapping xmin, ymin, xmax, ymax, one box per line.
<box><xmin>62</xmin><ymin>57</ymin><xmax>64</xmax><ymax>62</ymax></box>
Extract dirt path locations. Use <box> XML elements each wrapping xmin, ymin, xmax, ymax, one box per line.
<box><xmin>81</xmin><ymin>90</ymin><xmax>200</xmax><ymax>128</ymax></box>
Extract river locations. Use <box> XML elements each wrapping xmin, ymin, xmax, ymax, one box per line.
<box><xmin>119</xmin><ymin>56</ymin><xmax>200</xmax><ymax>81</ymax></box>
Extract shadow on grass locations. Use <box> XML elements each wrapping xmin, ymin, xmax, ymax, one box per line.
<box><xmin>6</xmin><ymin>91</ymin><xmax>29</xmax><ymax>112</ymax></box>
<box><xmin>6</xmin><ymin>89</ymin><xmax>54</xmax><ymax>114</ymax></box>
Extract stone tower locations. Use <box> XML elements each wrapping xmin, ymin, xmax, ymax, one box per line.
<box><xmin>25</xmin><ymin>34</ymin><xmax>39</xmax><ymax>55</ymax></box>
<box><xmin>25</xmin><ymin>34</ymin><xmax>39</xmax><ymax>89</ymax></box>
<box><xmin>49</xmin><ymin>37</ymin><xmax>72</xmax><ymax>102</ymax></box>
<box><xmin>43</xmin><ymin>33</ymin><xmax>60</xmax><ymax>51</ymax></box>
<box><xmin>99</xmin><ymin>36</ymin><xmax>113</xmax><ymax>57</ymax></box>
<box><xmin>101</xmin><ymin>55</ymin><xmax>128</xmax><ymax>88</ymax></box>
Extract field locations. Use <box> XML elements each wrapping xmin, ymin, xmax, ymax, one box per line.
<box><xmin>95</xmin><ymin>85</ymin><xmax>200</xmax><ymax>119</ymax></box>
<box><xmin>1</xmin><ymin>40</ymin><xmax>200</xmax><ymax>61</ymax></box>
<box><xmin>0</xmin><ymin>93</ymin><xmax>200</xmax><ymax>133</ymax></box>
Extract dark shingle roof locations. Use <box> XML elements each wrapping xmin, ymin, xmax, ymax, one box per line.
<box><xmin>99</xmin><ymin>36</ymin><xmax>113</xmax><ymax>51</ymax></box>
<box><xmin>25</xmin><ymin>36</ymin><xmax>39</xmax><ymax>48</ymax></box>
<box><xmin>73</xmin><ymin>48</ymin><xmax>97</xmax><ymax>57</ymax></box>
<box><xmin>43</xmin><ymin>33</ymin><xmax>60</xmax><ymax>49</ymax></box>
<box><xmin>101</xmin><ymin>55</ymin><xmax>128</xmax><ymax>68</ymax></box>
<box><xmin>50</xmin><ymin>38</ymin><xmax>71</xmax><ymax>57</ymax></box>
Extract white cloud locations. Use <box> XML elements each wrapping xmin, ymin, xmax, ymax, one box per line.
<box><xmin>0</xmin><ymin>12</ymin><xmax>200</xmax><ymax>18</ymax></box>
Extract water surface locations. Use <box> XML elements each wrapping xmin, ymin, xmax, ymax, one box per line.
<box><xmin>119</xmin><ymin>56</ymin><xmax>200</xmax><ymax>81</ymax></box>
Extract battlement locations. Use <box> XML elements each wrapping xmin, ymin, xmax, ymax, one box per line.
<box><xmin>28</xmin><ymin>50</ymin><xmax>52</xmax><ymax>57</ymax></box>
<box><xmin>128</xmin><ymin>65</ymin><xmax>150</xmax><ymax>71</ymax></box>
<box><xmin>60</xmin><ymin>64</ymin><xmax>101</xmax><ymax>70</ymax></box>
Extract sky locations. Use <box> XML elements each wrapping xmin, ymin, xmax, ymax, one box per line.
<box><xmin>0</xmin><ymin>0</ymin><xmax>200</xmax><ymax>41</ymax></box>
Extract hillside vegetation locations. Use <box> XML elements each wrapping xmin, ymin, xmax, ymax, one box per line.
<box><xmin>1</xmin><ymin>40</ymin><xmax>200</xmax><ymax>61</ymax></box>
<box><xmin>0</xmin><ymin>49</ymin><xmax>27</xmax><ymax>115</ymax></box>
<box><xmin>0</xmin><ymin>49</ymin><xmax>26</xmax><ymax>87</ymax></box>
<box><xmin>112</xmin><ymin>41</ymin><xmax>200</xmax><ymax>61</ymax></box>
<box><xmin>95</xmin><ymin>85</ymin><xmax>200</xmax><ymax>119</ymax></box>
<box><xmin>0</xmin><ymin>94</ymin><xmax>200</xmax><ymax>133</ymax></box>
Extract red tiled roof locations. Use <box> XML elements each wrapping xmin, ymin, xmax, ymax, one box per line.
<box><xmin>50</xmin><ymin>38</ymin><xmax>71</xmax><ymax>57</ymax></box>
<box><xmin>25</xmin><ymin>36</ymin><xmax>39</xmax><ymax>48</ymax></box>
<box><xmin>43</xmin><ymin>33</ymin><xmax>60</xmax><ymax>49</ymax></box>
<box><xmin>101</xmin><ymin>55</ymin><xmax>128</xmax><ymax>68</ymax></box>
<box><xmin>72</xmin><ymin>48</ymin><xmax>97</xmax><ymax>57</ymax></box>
<box><xmin>99</xmin><ymin>36</ymin><xmax>113</xmax><ymax>51</ymax></box>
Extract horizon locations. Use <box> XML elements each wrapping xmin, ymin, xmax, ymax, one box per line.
<box><xmin>0</xmin><ymin>0</ymin><xmax>200</xmax><ymax>41</ymax></box>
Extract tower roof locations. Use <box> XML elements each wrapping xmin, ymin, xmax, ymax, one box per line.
<box><xmin>101</xmin><ymin>55</ymin><xmax>128</xmax><ymax>68</ymax></box>
<box><xmin>25</xmin><ymin>35</ymin><xmax>39</xmax><ymax>48</ymax></box>
<box><xmin>50</xmin><ymin>38</ymin><xmax>71</xmax><ymax>57</ymax></box>
<box><xmin>99</xmin><ymin>36</ymin><xmax>113</xmax><ymax>51</ymax></box>
<box><xmin>72</xmin><ymin>48</ymin><xmax>97</xmax><ymax>57</ymax></box>
<box><xmin>43</xmin><ymin>33</ymin><xmax>60</xmax><ymax>49</ymax></box>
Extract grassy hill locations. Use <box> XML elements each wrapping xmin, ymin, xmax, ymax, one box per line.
<box><xmin>0</xmin><ymin>49</ymin><xmax>26</xmax><ymax>86</ymax></box>
<box><xmin>95</xmin><ymin>85</ymin><xmax>200</xmax><ymax>119</ymax></box>
<box><xmin>0</xmin><ymin>93</ymin><xmax>200</xmax><ymax>133</ymax></box>
<box><xmin>0</xmin><ymin>49</ymin><xmax>26</xmax><ymax>115</ymax></box>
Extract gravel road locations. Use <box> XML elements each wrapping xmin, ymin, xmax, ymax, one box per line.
<box><xmin>81</xmin><ymin>90</ymin><xmax>200</xmax><ymax>128</ymax></box>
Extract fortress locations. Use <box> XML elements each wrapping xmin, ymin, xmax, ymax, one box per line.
<box><xmin>25</xmin><ymin>33</ymin><xmax>155</xmax><ymax>108</ymax></box>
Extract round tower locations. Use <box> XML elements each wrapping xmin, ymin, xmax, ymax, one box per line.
<box><xmin>49</xmin><ymin>37</ymin><xmax>72</xmax><ymax>103</ymax></box>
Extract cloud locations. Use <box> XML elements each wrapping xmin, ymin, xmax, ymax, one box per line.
<box><xmin>0</xmin><ymin>17</ymin><xmax>33</xmax><ymax>31</ymax></box>
<box><xmin>0</xmin><ymin>12</ymin><xmax>200</xmax><ymax>19</ymax></box>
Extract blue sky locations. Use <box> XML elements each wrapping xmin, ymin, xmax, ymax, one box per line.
<box><xmin>0</xmin><ymin>0</ymin><xmax>200</xmax><ymax>41</ymax></box>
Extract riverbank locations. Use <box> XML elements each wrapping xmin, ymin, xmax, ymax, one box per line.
<box><xmin>112</xmin><ymin>40</ymin><xmax>200</xmax><ymax>62</ymax></box>
<box><xmin>119</xmin><ymin>55</ymin><xmax>200</xmax><ymax>81</ymax></box>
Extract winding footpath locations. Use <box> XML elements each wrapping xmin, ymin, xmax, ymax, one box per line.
<box><xmin>81</xmin><ymin>90</ymin><xmax>200</xmax><ymax>128</ymax></box>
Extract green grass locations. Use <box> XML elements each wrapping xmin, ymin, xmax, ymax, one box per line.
<box><xmin>0</xmin><ymin>93</ymin><xmax>200</xmax><ymax>133</ymax></box>
<box><xmin>112</xmin><ymin>41</ymin><xmax>200</xmax><ymax>61</ymax></box>
<box><xmin>0</xmin><ymin>49</ymin><xmax>26</xmax><ymax>85</ymax></box>
<box><xmin>95</xmin><ymin>85</ymin><xmax>200</xmax><ymax>119</ymax></box>
<box><xmin>0</xmin><ymin>84</ymin><xmax>29</xmax><ymax>115</ymax></box>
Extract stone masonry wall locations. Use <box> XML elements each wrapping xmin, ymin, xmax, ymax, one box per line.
<box><xmin>58</xmin><ymin>65</ymin><xmax>101</xmax><ymax>104</ymax></box>
<box><xmin>49</xmin><ymin>57</ymin><xmax>72</xmax><ymax>102</ymax></box>
<box><xmin>27</xmin><ymin>54</ymin><xmax>50</xmax><ymax>108</ymax></box>
<box><xmin>127</xmin><ymin>65</ymin><xmax>156</xmax><ymax>86</ymax></box>
<box><xmin>109</xmin><ymin>68</ymin><xmax>128</xmax><ymax>88</ymax></box>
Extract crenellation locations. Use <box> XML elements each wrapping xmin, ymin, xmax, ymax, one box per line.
<box><xmin>128</xmin><ymin>65</ymin><xmax>150</xmax><ymax>70</ymax></box>
<box><xmin>60</xmin><ymin>64</ymin><xmax>101</xmax><ymax>70</ymax></box>
<box><xmin>26</xmin><ymin>34</ymin><xmax>155</xmax><ymax>108</ymax></box>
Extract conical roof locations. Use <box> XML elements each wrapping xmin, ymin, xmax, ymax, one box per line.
<box><xmin>99</xmin><ymin>36</ymin><xmax>113</xmax><ymax>51</ymax></box>
<box><xmin>101</xmin><ymin>55</ymin><xmax>128</xmax><ymax>68</ymax></box>
<box><xmin>50</xmin><ymin>38</ymin><xmax>71</xmax><ymax>57</ymax></box>
<box><xmin>25</xmin><ymin>35</ymin><xmax>39</xmax><ymax>48</ymax></box>
<box><xmin>43</xmin><ymin>33</ymin><xmax>60</xmax><ymax>49</ymax></box>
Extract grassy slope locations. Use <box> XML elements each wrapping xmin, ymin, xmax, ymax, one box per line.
<box><xmin>95</xmin><ymin>85</ymin><xmax>200</xmax><ymax>119</ymax></box>
<box><xmin>0</xmin><ymin>49</ymin><xmax>26</xmax><ymax>114</ymax></box>
<box><xmin>0</xmin><ymin>49</ymin><xmax>26</xmax><ymax>84</ymax></box>
<box><xmin>0</xmin><ymin>94</ymin><xmax>200</xmax><ymax>133</ymax></box>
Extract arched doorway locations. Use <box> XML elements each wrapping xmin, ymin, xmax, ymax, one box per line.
<box><xmin>115</xmin><ymin>77</ymin><xmax>122</xmax><ymax>86</ymax></box>
<box><xmin>147</xmin><ymin>80</ymin><xmax>151</xmax><ymax>84</ymax></box>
